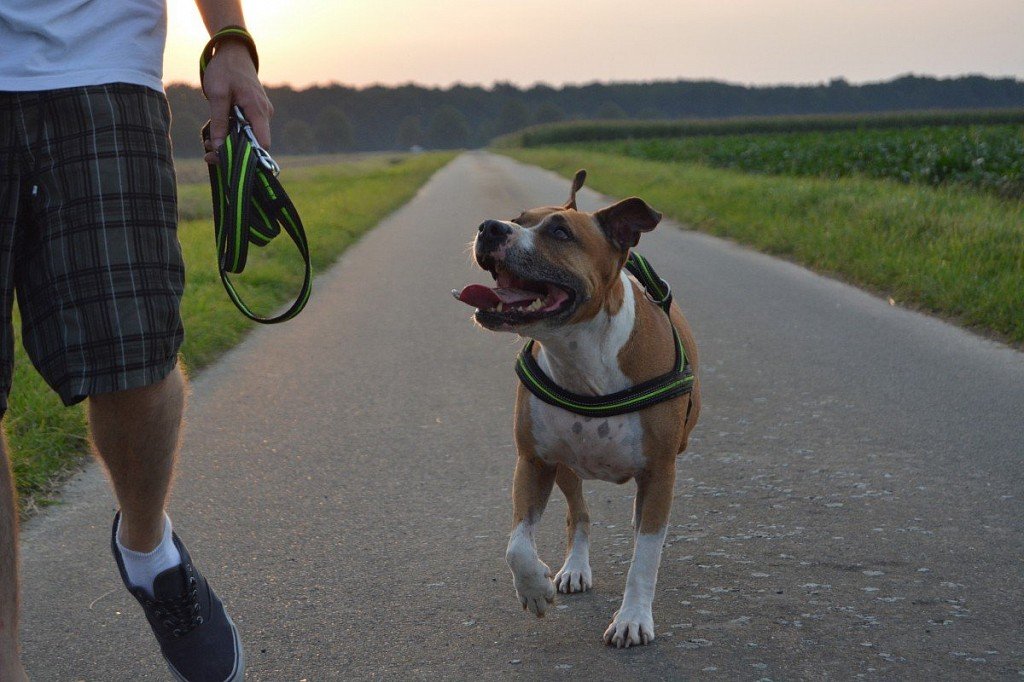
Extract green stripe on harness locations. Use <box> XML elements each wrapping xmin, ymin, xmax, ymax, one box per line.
<box><xmin>515</xmin><ymin>251</ymin><xmax>694</xmax><ymax>417</ymax></box>
<box><xmin>201</xmin><ymin>107</ymin><xmax>312</xmax><ymax>324</ymax></box>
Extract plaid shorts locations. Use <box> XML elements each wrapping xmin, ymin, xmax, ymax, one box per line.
<box><xmin>0</xmin><ymin>84</ymin><xmax>184</xmax><ymax>411</ymax></box>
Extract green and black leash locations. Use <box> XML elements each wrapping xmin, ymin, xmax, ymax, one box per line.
<box><xmin>516</xmin><ymin>251</ymin><xmax>695</xmax><ymax>417</ymax></box>
<box><xmin>199</xmin><ymin>26</ymin><xmax>312</xmax><ymax>324</ymax></box>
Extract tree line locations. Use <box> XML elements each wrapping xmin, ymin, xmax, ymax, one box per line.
<box><xmin>165</xmin><ymin>74</ymin><xmax>1024</xmax><ymax>157</ymax></box>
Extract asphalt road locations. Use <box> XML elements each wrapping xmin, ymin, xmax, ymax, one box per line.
<box><xmin>18</xmin><ymin>152</ymin><xmax>1024</xmax><ymax>680</ymax></box>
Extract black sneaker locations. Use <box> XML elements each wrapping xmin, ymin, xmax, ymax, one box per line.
<box><xmin>111</xmin><ymin>512</ymin><xmax>244</xmax><ymax>682</ymax></box>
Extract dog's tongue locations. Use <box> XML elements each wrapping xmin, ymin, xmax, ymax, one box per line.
<box><xmin>455</xmin><ymin>285</ymin><xmax>541</xmax><ymax>309</ymax></box>
<box><xmin>456</xmin><ymin>284</ymin><xmax>501</xmax><ymax>309</ymax></box>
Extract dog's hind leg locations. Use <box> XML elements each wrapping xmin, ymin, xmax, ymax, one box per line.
<box><xmin>604</xmin><ymin>461</ymin><xmax>675</xmax><ymax>648</ymax></box>
<box><xmin>553</xmin><ymin>465</ymin><xmax>593</xmax><ymax>594</ymax></box>
<box><xmin>506</xmin><ymin>453</ymin><xmax>557</xmax><ymax>617</ymax></box>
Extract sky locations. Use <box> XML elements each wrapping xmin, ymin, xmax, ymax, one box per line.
<box><xmin>164</xmin><ymin>0</ymin><xmax>1024</xmax><ymax>89</ymax></box>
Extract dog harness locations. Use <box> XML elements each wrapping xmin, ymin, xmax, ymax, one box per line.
<box><xmin>199</xmin><ymin>27</ymin><xmax>312</xmax><ymax>324</ymax></box>
<box><xmin>516</xmin><ymin>252</ymin><xmax>695</xmax><ymax>417</ymax></box>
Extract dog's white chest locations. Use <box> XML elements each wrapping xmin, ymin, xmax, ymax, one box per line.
<box><xmin>523</xmin><ymin>272</ymin><xmax>648</xmax><ymax>482</ymax></box>
<box><xmin>529</xmin><ymin>396</ymin><xmax>646</xmax><ymax>481</ymax></box>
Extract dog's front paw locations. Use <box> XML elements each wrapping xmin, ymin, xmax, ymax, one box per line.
<box><xmin>511</xmin><ymin>561</ymin><xmax>556</xmax><ymax>617</ymax></box>
<box><xmin>603</xmin><ymin>606</ymin><xmax>655</xmax><ymax>648</ymax></box>
<box><xmin>554</xmin><ymin>558</ymin><xmax>592</xmax><ymax>594</ymax></box>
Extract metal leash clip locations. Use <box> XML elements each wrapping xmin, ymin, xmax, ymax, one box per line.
<box><xmin>644</xmin><ymin>278</ymin><xmax>671</xmax><ymax>308</ymax></box>
<box><xmin>233</xmin><ymin>105</ymin><xmax>280</xmax><ymax>176</ymax></box>
<box><xmin>625</xmin><ymin>252</ymin><xmax>672</xmax><ymax>311</ymax></box>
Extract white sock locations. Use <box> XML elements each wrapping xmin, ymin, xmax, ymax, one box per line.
<box><xmin>116</xmin><ymin>513</ymin><xmax>182</xmax><ymax>598</ymax></box>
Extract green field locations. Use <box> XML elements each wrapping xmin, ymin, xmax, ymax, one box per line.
<box><xmin>8</xmin><ymin>152</ymin><xmax>454</xmax><ymax>512</ymax></box>
<box><xmin>499</xmin><ymin>145</ymin><xmax>1024</xmax><ymax>346</ymax></box>
<box><xmin>588</xmin><ymin>125</ymin><xmax>1024</xmax><ymax>198</ymax></box>
<box><xmin>500</xmin><ymin>109</ymin><xmax>1024</xmax><ymax>147</ymax></box>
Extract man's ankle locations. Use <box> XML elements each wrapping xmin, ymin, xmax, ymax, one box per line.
<box><xmin>115</xmin><ymin>512</ymin><xmax>182</xmax><ymax>597</ymax></box>
<box><xmin>116</xmin><ymin>512</ymin><xmax>168</xmax><ymax>553</ymax></box>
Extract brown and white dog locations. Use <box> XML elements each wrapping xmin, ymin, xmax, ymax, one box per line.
<box><xmin>454</xmin><ymin>171</ymin><xmax>701</xmax><ymax>647</ymax></box>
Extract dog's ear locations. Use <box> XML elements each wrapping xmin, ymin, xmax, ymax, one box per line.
<box><xmin>564</xmin><ymin>169</ymin><xmax>587</xmax><ymax>210</ymax></box>
<box><xmin>593</xmin><ymin>197</ymin><xmax>662</xmax><ymax>250</ymax></box>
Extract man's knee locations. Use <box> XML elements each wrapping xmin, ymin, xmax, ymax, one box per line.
<box><xmin>88</xmin><ymin>366</ymin><xmax>184</xmax><ymax>415</ymax></box>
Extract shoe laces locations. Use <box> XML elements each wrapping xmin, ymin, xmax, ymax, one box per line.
<box><xmin>142</xmin><ymin>565</ymin><xmax>205</xmax><ymax>638</ymax></box>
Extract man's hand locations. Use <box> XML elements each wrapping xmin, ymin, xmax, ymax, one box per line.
<box><xmin>202</xmin><ymin>40</ymin><xmax>273</xmax><ymax>164</ymax></box>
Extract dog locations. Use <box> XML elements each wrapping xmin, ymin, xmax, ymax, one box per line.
<box><xmin>453</xmin><ymin>170</ymin><xmax>701</xmax><ymax>647</ymax></box>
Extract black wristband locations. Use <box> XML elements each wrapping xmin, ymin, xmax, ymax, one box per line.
<box><xmin>199</xmin><ymin>25</ymin><xmax>259</xmax><ymax>96</ymax></box>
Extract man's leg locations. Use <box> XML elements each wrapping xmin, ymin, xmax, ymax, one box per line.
<box><xmin>1</xmin><ymin>433</ymin><xmax>28</xmax><ymax>682</ymax></box>
<box><xmin>92</xmin><ymin>364</ymin><xmax>245</xmax><ymax>682</ymax></box>
<box><xmin>19</xmin><ymin>84</ymin><xmax>241</xmax><ymax>681</ymax></box>
<box><xmin>88</xmin><ymin>367</ymin><xmax>184</xmax><ymax>553</ymax></box>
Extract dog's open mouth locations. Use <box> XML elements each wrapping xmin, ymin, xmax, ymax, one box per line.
<box><xmin>453</xmin><ymin>262</ymin><xmax>574</xmax><ymax>325</ymax></box>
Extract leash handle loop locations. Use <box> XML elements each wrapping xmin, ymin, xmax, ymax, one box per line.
<box><xmin>199</xmin><ymin>26</ymin><xmax>259</xmax><ymax>96</ymax></box>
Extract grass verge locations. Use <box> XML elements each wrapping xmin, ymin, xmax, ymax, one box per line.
<box><xmin>8</xmin><ymin>151</ymin><xmax>455</xmax><ymax>513</ymax></box>
<box><xmin>500</xmin><ymin>147</ymin><xmax>1024</xmax><ymax>345</ymax></box>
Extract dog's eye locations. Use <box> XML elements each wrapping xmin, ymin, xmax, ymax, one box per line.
<box><xmin>549</xmin><ymin>225</ymin><xmax>572</xmax><ymax>241</ymax></box>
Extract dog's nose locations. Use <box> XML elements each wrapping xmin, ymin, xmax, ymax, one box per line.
<box><xmin>478</xmin><ymin>219</ymin><xmax>512</xmax><ymax>240</ymax></box>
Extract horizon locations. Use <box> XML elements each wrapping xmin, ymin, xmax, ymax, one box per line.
<box><xmin>162</xmin><ymin>72</ymin><xmax>1024</xmax><ymax>93</ymax></box>
<box><xmin>163</xmin><ymin>0</ymin><xmax>1024</xmax><ymax>90</ymax></box>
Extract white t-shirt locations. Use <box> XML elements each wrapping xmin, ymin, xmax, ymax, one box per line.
<box><xmin>0</xmin><ymin>0</ymin><xmax>167</xmax><ymax>92</ymax></box>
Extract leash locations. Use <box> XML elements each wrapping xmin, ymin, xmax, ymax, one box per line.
<box><xmin>198</xmin><ymin>27</ymin><xmax>312</xmax><ymax>324</ymax></box>
<box><xmin>516</xmin><ymin>252</ymin><xmax>695</xmax><ymax>417</ymax></box>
